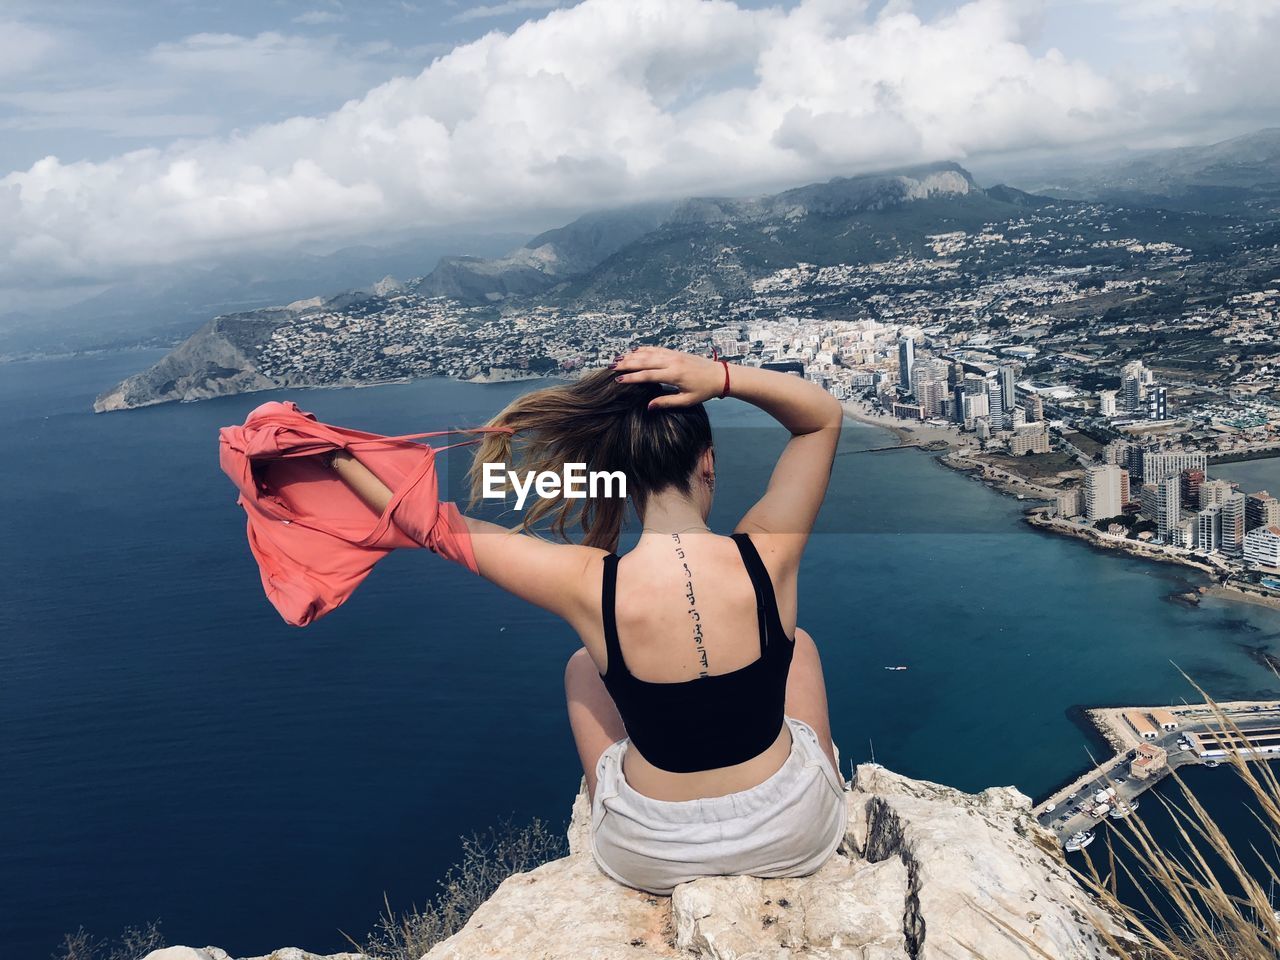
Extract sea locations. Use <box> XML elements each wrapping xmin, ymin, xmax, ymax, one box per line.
<box><xmin>4</xmin><ymin>350</ymin><xmax>1280</xmax><ymax>957</ymax></box>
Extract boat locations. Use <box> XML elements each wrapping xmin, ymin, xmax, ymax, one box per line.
<box><xmin>884</xmin><ymin>666</ymin><xmax>908</xmax><ymax>671</ymax></box>
<box><xmin>1109</xmin><ymin>800</ymin><xmax>1139</xmax><ymax>819</ymax></box>
<box><xmin>1204</xmin><ymin>760</ymin><xmax>1222</xmax><ymax>768</ymax></box>
<box><xmin>1065</xmin><ymin>831</ymin><xmax>1095</xmax><ymax>853</ymax></box>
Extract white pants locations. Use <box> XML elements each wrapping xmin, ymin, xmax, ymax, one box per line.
<box><xmin>589</xmin><ymin>716</ymin><xmax>848</xmax><ymax>896</ymax></box>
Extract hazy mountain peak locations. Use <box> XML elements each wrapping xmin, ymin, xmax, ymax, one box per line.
<box><xmin>669</xmin><ymin>162</ymin><xmax>977</xmax><ymax>227</ymax></box>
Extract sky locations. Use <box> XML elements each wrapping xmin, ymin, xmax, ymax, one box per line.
<box><xmin>2</xmin><ymin>0</ymin><xmax>1278</xmax><ymax>312</ymax></box>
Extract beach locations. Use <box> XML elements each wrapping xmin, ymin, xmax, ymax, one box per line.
<box><xmin>840</xmin><ymin>400</ymin><xmax>964</xmax><ymax>448</ymax></box>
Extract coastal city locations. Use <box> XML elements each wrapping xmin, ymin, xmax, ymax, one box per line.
<box><xmin>238</xmin><ymin>216</ymin><xmax>1280</xmax><ymax>612</ymax></box>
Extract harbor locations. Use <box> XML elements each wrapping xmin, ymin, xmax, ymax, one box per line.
<box><xmin>1034</xmin><ymin>700</ymin><xmax>1280</xmax><ymax>851</ymax></box>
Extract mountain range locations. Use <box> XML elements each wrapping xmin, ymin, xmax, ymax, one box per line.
<box><xmin>1008</xmin><ymin>127</ymin><xmax>1280</xmax><ymax>213</ymax></box>
<box><xmin>409</xmin><ymin>163</ymin><xmax>1018</xmax><ymax>308</ymax></box>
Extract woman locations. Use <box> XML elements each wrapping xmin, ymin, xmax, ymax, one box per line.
<box><xmin>328</xmin><ymin>346</ymin><xmax>847</xmax><ymax>895</ymax></box>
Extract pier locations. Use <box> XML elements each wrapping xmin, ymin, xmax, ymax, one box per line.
<box><xmin>1034</xmin><ymin>700</ymin><xmax>1280</xmax><ymax>849</ymax></box>
<box><xmin>838</xmin><ymin>440</ymin><xmax>950</xmax><ymax>456</ymax></box>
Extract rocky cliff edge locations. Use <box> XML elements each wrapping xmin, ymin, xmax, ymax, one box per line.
<box><xmin>143</xmin><ymin>764</ymin><xmax>1123</xmax><ymax>960</ymax></box>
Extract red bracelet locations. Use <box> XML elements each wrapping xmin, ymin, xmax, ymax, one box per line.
<box><xmin>710</xmin><ymin>346</ymin><xmax>730</xmax><ymax>398</ymax></box>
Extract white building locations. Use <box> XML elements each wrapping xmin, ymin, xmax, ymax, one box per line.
<box><xmin>1197</xmin><ymin>505</ymin><xmax>1221</xmax><ymax>552</ymax></box>
<box><xmin>1010</xmin><ymin>424</ymin><xmax>1051</xmax><ymax>455</ymax></box>
<box><xmin>985</xmin><ymin>377</ymin><xmax>1005</xmax><ymax>431</ymax></box>
<box><xmin>1142</xmin><ymin>450</ymin><xmax>1208</xmax><ymax>485</ymax></box>
<box><xmin>1085</xmin><ymin>464</ymin><xmax>1124</xmax><ymax>522</ymax></box>
<box><xmin>1244</xmin><ymin>525</ymin><xmax>1280</xmax><ymax>568</ymax></box>
<box><xmin>1098</xmin><ymin>390</ymin><xmax>1117</xmax><ymax>417</ymax></box>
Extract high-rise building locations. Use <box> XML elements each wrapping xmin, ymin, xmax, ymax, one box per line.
<box><xmin>1104</xmin><ymin>440</ymin><xmax>1132</xmax><ymax>466</ymax></box>
<box><xmin>1119</xmin><ymin>361</ymin><xmax>1155</xmax><ymax>414</ymax></box>
<box><xmin>998</xmin><ymin>365</ymin><xmax>1017</xmax><ymax>421</ymax></box>
<box><xmin>1010</xmin><ymin>424</ymin><xmax>1051</xmax><ymax>455</ymax></box>
<box><xmin>1122</xmin><ymin>375</ymin><xmax>1142</xmax><ymax>412</ymax></box>
<box><xmin>898</xmin><ymin>337</ymin><xmax>915</xmax><ymax>392</ymax></box>
<box><xmin>1119</xmin><ymin>468</ymin><xmax>1132</xmax><ymax>506</ymax></box>
<box><xmin>1139</xmin><ymin>482</ymin><xmax>1158</xmax><ymax>521</ymax></box>
<box><xmin>911</xmin><ymin>359</ymin><xmax>949</xmax><ymax>418</ymax></box>
<box><xmin>918</xmin><ymin>379</ymin><xmax>948</xmax><ymax>419</ymax></box>
<box><xmin>1197</xmin><ymin>505</ymin><xmax>1221</xmax><ymax>552</ymax></box>
<box><xmin>1199</xmin><ymin>478</ymin><xmax>1235</xmax><ymax>508</ymax></box>
<box><xmin>1156</xmin><ymin>478</ymin><xmax>1181</xmax><ymax>543</ymax></box>
<box><xmin>1098</xmin><ymin>390</ymin><xmax>1117</xmax><ymax>417</ymax></box>
<box><xmin>1245</xmin><ymin>525</ymin><xmax>1280</xmax><ymax>568</ymax></box>
<box><xmin>986</xmin><ymin>378</ymin><xmax>1005</xmax><ymax>432</ymax></box>
<box><xmin>1020</xmin><ymin>392</ymin><xmax>1044</xmax><ymax>423</ymax></box>
<box><xmin>1085</xmin><ymin>465</ymin><xmax>1124</xmax><ymax>522</ymax></box>
<box><xmin>1110</xmin><ymin>440</ymin><xmax>1150</xmax><ymax>482</ymax></box>
<box><xmin>1180</xmin><ymin>469</ymin><xmax>1205</xmax><ymax>510</ymax></box>
<box><xmin>1055</xmin><ymin>488</ymin><xmax>1082</xmax><ymax>518</ymax></box>
<box><xmin>1142</xmin><ymin>450</ymin><xmax>1207</xmax><ymax>484</ymax></box>
<box><xmin>1221</xmin><ymin>492</ymin><xmax>1247</xmax><ymax>557</ymax></box>
<box><xmin>1246</xmin><ymin>491</ymin><xmax>1280</xmax><ymax>531</ymax></box>
<box><xmin>1140</xmin><ymin>477</ymin><xmax>1181</xmax><ymax>543</ymax></box>
<box><xmin>958</xmin><ymin>376</ymin><xmax>989</xmax><ymax>429</ymax></box>
<box><xmin>1147</xmin><ymin>386</ymin><xmax>1168</xmax><ymax>421</ymax></box>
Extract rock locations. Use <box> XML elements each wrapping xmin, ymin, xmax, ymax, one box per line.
<box><xmin>425</xmin><ymin>855</ymin><xmax>671</xmax><ymax>959</ymax></box>
<box><xmin>418</xmin><ymin>766</ymin><xmax>1120</xmax><ymax>960</ymax></box>
<box><xmin>154</xmin><ymin>764</ymin><xmax>1122</xmax><ymax>960</ymax></box>
<box><xmin>142</xmin><ymin>948</ymin><xmax>361</xmax><ymax>960</ymax></box>
<box><xmin>93</xmin><ymin>312</ymin><xmax>284</xmax><ymax>412</ymax></box>
<box><xmin>854</xmin><ymin>764</ymin><xmax>1118</xmax><ymax>960</ymax></box>
<box><xmin>670</xmin><ymin>858</ymin><xmax>909</xmax><ymax>959</ymax></box>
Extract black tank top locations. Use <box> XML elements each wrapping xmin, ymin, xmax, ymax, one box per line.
<box><xmin>598</xmin><ymin>532</ymin><xmax>795</xmax><ymax>773</ymax></box>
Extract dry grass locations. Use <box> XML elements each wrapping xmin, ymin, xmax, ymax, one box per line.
<box><xmin>1068</xmin><ymin>680</ymin><xmax>1280</xmax><ymax>959</ymax></box>
<box><xmin>353</xmin><ymin>815</ymin><xmax>567</xmax><ymax>960</ymax></box>
<box><xmin>54</xmin><ymin>921</ymin><xmax>164</xmax><ymax>960</ymax></box>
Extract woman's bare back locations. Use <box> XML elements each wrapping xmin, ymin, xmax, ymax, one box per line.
<box><xmin>578</xmin><ymin>531</ymin><xmax>797</xmax><ymax>801</ymax></box>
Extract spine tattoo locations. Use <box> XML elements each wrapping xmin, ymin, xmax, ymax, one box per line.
<box><xmin>671</xmin><ymin>533</ymin><xmax>709</xmax><ymax>677</ymax></box>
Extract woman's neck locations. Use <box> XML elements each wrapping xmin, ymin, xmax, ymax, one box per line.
<box><xmin>639</xmin><ymin>495</ymin><xmax>709</xmax><ymax>536</ymax></box>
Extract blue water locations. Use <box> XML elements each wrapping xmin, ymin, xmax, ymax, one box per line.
<box><xmin>4</xmin><ymin>352</ymin><xmax>1280</xmax><ymax>956</ymax></box>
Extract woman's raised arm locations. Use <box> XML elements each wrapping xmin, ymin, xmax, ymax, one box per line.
<box><xmin>610</xmin><ymin>347</ymin><xmax>842</xmax><ymax>555</ymax></box>
<box><xmin>328</xmin><ymin>451</ymin><xmax>603</xmax><ymax>631</ymax></box>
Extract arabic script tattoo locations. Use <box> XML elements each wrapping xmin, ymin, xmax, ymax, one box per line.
<box><xmin>671</xmin><ymin>533</ymin><xmax>708</xmax><ymax>677</ymax></box>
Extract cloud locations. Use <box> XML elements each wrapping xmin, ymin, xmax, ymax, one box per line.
<box><xmin>0</xmin><ymin>26</ymin><xmax>435</xmax><ymax>163</ymax></box>
<box><xmin>0</xmin><ymin>19</ymin><xmax>61</xmax><ymax>76</ymax></box>
<box><xmin>293</xmin><ymin>10</ymin><xmax>349</xmax><ymax>25</ymax></box>
<box><xmin>148</xmin><ymin>31</ymin><xmax>393</xmax><ymax>101</ymax></box>
<box><xmin>3</xmin><ymin>0</ymin><xmax>1278</xmax><ymax>294</ymax></box>
<box><xmin>451</xmin><ymin>0</ymin><xmax>567</xmax><ymax>23</ymax></box>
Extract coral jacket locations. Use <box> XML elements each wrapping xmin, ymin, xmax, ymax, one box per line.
<box><xmin>218</xmin><ymin>400</ymin><xmax>506</xmax><ymax>627</ymax></box>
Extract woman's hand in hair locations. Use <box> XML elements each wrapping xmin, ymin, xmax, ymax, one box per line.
<box><xmin>609</xmin><ymin>347</ymin><xmax>723</xmax><ymax>409</ymax></box>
